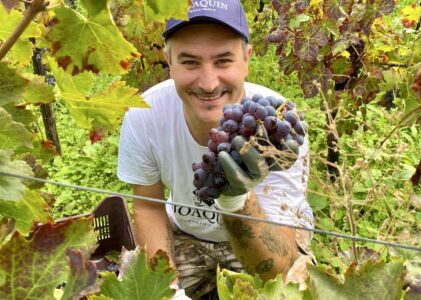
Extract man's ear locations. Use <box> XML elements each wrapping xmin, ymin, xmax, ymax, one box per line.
<box><xmin>246</xmin><ymin>44</ymin><xmax>252</xmax><ymax>63</ymax></box>
<box><xmin>163</xmin><ymin>48</ymin><xmax>172</xmax><ymax>66</ymax></box>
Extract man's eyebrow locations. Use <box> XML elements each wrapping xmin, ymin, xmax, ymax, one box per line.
<box><xmin>177</xmin><ymin>52</ymin><xmax>198</xmax><ymax>60</ymax></box>
<box><xmin>176</xmin><ymin>51</ymin><xmax>235</xmax><ymax>60</ymax></box>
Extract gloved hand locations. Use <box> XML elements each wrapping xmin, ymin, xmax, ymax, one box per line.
<box><xmin>215</xmin><ymin>135</ymin><xmax>269</xmax><ymax>212</ymax></box>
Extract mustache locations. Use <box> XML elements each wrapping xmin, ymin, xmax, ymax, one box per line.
<box><xmin>187</xmin><ymin>86</ymin><xmax>231</xmax><ymax>98</ymax></box>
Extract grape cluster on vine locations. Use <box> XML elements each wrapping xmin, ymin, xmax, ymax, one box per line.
<box><xmin>193</xmin><ymin>94</ymin><xmax>307</xmax><ymax>205</ymax></box>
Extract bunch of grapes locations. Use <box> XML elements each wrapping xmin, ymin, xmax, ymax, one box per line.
<box><xmin>193</xmin><ymin>94</ymin><xmax>307</xmax><ymax>204</ymax></box>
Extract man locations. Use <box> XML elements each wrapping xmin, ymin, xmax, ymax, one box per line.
<box><xmin>117</xmin><ymin>0</ymin><xmax>314</xmax><ymax>298</ymax></box>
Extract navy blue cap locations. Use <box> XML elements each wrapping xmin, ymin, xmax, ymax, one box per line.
<box><xmin>163</xmin><ymin>0</ymin><xmax>250</xmax><ymax>42</ymax></box>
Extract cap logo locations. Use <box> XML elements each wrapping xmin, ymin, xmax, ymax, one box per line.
<box><xmin>191</xmin><ymin>0</ymin><xmax>228</xmax><ymax>12</ymax></box>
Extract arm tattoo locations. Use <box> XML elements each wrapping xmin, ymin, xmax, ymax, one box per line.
<box><xmin>225</xmin><ymin>219</ymin><xmax>254</xmax><ymax>248</ymax></box>
<box><xmin>255</xmin><ymin>258</ymin><xmax>274</xmax><ymax>274</ymax></box>
<box><xmin>259</xmin><ymin>226</ymin><xmax>288</xmax><ymax>256</ymax></box>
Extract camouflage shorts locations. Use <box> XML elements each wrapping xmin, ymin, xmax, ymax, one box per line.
<box><xmin>174</xmin><ymin>228</ymin><xmax>316</xmax><ymax>299</ymax></box>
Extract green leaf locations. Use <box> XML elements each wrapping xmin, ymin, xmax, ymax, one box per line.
<box><xmin>0</xmin><ymin>62</ymin><xmax>25</xmax><ymax>106</ymax></box>
<box><xmin>99</xmin><ymin>249</ymin><xmax>176</xmax><ymax>300</ymax></box>
<box><xmin>307</xmin><ymin>261</ymin><xmax>406</xmax><ymax>300</ymax></box>
<box><xmin>0</xmin><ymin>150</ymin><xmax>33</xmax><ymax>201</ymax></box>
<box><xmin>0</xmin><ymin>5</ymin><xmax>42</xmax><ymax>65</ymax></box>
<box><xmin>22</xmin><ymin>74</ymin><xmax>55</xmax><ymax>105</ymax></box>
<box><xmin>44</xmin><ymin>0</ymin><xmax>140</xmax><ymax>75</ymax></box>
<box><xmin>289</xmin><ymin>14</ymin><xmax>311</xmax><ymax>30</ymax></box>
<box><xmin>217</xmin><ymin>267</ymin><xmax>302</xmax><ymax>300</ymax></box>
<box><xmin>0</xmin><ymin>107</ymin><xmax>34</xmax><ymax>149</ymax></box>
<box><xmin>0</xmin><ymin>217</ymin><xmax>97</xmax><ymax>300</ymax></box>
<box><xmin>0</xmin><ymin>189</ymin><xmax>50</xmax><ymax>235</ymax></box>
<box><xmin>49</xmin><ymin>58</ymin><xmax>149</xmax><ymax>130</ymax></box>
<box><xmin>144</xmin><ymin>0</ymin><xmax>189</xmax><ymax>22</ymax></box>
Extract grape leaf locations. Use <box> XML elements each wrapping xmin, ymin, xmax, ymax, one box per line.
<box><xmin>405</xmin><ymin>259</ymin><xmax>421</xmax><ymax>300</ymax></box>
<box><xmin>99</xmin><ymin>249</ymin><xmax>176</xmax><ymax>300</ymax></box>
<box><xmin>294</xmin><ymin>25</ymin><xmax>328</xmax><ymax>62</ymax></box>
<box><xmin>143</xmin><ymin>0</ymin><xmax>189</xmax><ymax>22</ymax></box>
<box><xmin>44</xmin><ymin>0</ymin><xmax>140</xmax><ymax>75</ymax></box>
<box><xmin>110</xmin><ymin>0</ymin><xmax>167</xmax><ymax>72</ymax></box>
<box><xmin>0</xmin><ymin>150</ymin><xmax>33</xmax><ymax>201</ymax></box>
<box><xmin>22</xmin><ymin>74</ymin><xmax>56</xmax><ymax>105</ymax></box>
<box><xmin>322</xmin><ymin>0</ymin><xmax>353</xmax><ymax>21</ymax></box>
<box><xmin>60</xmin><ymin>249</ymin><xmax>97</xmax><ymax>300</ymax></box>
<box><xmin>0</xmin><ymin>189</ymin><xmax>50</xmax><ymax>235</ymax></box>
<box><xmin>2</xmin><ymin>102</ymin><xmax>37</xmax><ymax>127</ymax></box>
<box><xmin>307</xmin><ymin>260</ymin><xmax>405</xmax><ymax>300</ymax></box>
<box><xmin>49</xmin><ymin>58</ymin><xmax>149</xmax><ymax>130</ymax></box>
<box><xmin>0</xmin><ymin>107</ymin><xmax>34</xmax><ymax>149</ymax></box>
<box><xmin>0</xmin><ymin>5</ymin><xmax>42</xmax><ymax>65</ymax></box>
<box><xmin>0</xmin><ymin>217</ymin><xmax>97</xmax><ymax>300</ymax></box>
<box><xmin>217</xmin><ymin>267</ymin><xmax>302</xmax><ymax>300</ymax></box>
<box><xmin>0</xmin><ymin>62</ymin><xmax>25</xmax><ymax>106</ymax></box>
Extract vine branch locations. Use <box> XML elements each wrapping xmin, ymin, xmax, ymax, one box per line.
<box><xmin>0</xmin><ymin>0</ymin><xmax>47</xmax><ymax>61</ymax></box>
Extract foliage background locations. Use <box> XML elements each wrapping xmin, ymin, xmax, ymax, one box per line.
<box><xmin>0</xmin><ymin>0</ymin><xmax>420</xmax><ymax>299</ymax></box>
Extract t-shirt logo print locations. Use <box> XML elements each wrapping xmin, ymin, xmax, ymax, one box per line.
<box><xmin>190</xmin><ymin>0</ymin><xmax>229</xmax><ymax>13</ymax></box>
<box><xmin>193</xmin><ymin>190</ymin><xmax>215</xmax><ymax>207</ymax></box>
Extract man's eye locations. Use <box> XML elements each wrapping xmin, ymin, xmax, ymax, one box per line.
<box><xmin>182</xmin><ymin>60</ymin><xmax>198</xmax><ymax>65</ymax></box>
<box><xmin>216</xmin><ymin>59</ymin><xmax>233</xmax><ymax>65</ymax></box>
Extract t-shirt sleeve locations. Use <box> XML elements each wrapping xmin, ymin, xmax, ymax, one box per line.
<box><xmin>117</xmin><ymin>109</ymin><xmax>161</xmax><ymax>186</ymax></box>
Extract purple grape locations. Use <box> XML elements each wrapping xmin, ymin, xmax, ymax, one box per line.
<box><xmin>248</xmin><ymin>102</ymin><xmax>259</xmax><ymax>117</ymax></box>
<box><xmin>217</xmin><ymin>131</ymin><xmax>229</xmax><ymax>143</ymax></box>
<box><xmin>241</xmin><ymin>96</ymin><xmax>251</xmax><ymax>104</ymax></box>
<box><xmin>266</xmin><ymin>96</ymin><xmax>277</xmax><ymax>107</ymax></box>
<box><xmin>294</xmin><ymin>120</ymin><xmax>307</xmax><ymax>135</ymax></box>
<box><xmin>209</xmin><ymin>128</ymin><xmax>219</xmax><ymax>142</ymax></box>
<box><xmin>264</xmin><ymin>116</ymin><xmax>277</xmax><ymax>132</ymax></box>
<box><xmin>202</xmin><ymin>152</ymin><xmax>216</xmax><ymax>165</ymax></box>
<box><xmin>217</xmin><ymin>142</ymin><xmax>231</xmax><ymax>153</ymax></box>
<box><xmin>284</xmin><ymin>110</ymin><xmax>298</xmax><ymax>126</ymax></box>
<box><xmin>224</xmin><ymin>108</ymin><xmax>233</xmax><ymax>120</ymax></box>
<box><xmin>223</xmin><ymin>119</ymin><xmax>239</xmax><ymax>133</ymax></box>
<box><xmin>197</xmin><ymin>187</ymin><xmax>209</xmax><ymax>200</ymax></box>
<box><xmin>252</xmin><ymin>94</ymin><xmax>263</xmax><ymax>102</ymax></box>
<box><xmin>231</xmin><ymin>107</ymin><xmax>244</xmax><ymax>122</ymax></box>
<box><xmin>276</xmin><ymin>120</ymin><xmax>291</xmax><ymax>137</ymax></box>
<box><xmin>258</xmin><ymin>98</ymin><xmax>270</xmax><ymax>107</ymax></box>
<box><xmin>208</xmin><ymin>140</ymin><xmax>218</xmax><ymax>153</ymax></box>
<box><xmin>294</xmin><ymin>134</ymin><xmax>304</xmax><ymax>146</ymax></box>
<box><xmin>243</xmin><ymin>100</ymin><xmax>252</xmax><ymax>113</ymax></box>
<box><xmin>213</xmin><ymin>176</ymin><xmax>225</xmax><ymax>188</ymax></box>
<box><xmin>242</xmin><ymin>115</ymin><xmax>257</xmax><ymax>130</ymax></box>
<box><xmin>255</xmin><ymin>105</ymin><xmax>268</xmax><ymax>120</ymax></box>
<box><xmin>194</xmin><ymin>168</ymin><xmax>208</xmax><ymax>184</ymax></box>
<box><xmin>192</xmin><ymin>162</ymin><xmax>202</xmax><ymax>172</ymax></box>
<box><xmin>266</xmin><ymin>105</ymin><xmax>276</xmax><ymax>116</ymax></box>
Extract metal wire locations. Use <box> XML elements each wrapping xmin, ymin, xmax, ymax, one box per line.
<box><xmin>1</xmin><ymin>171</ymin><xmax>420</xmax><ymax>252</ymax></box>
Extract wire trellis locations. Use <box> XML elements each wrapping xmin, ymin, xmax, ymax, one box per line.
<box><xmin>0</xmin><ymin>171</ymin><xmax>420</xmax><ymax>252</ymax></box>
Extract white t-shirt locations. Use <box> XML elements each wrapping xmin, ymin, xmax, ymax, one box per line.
<box><xmin>117</xmin><ymin>79</ymin><xmax>314</xmax><ymax>242</ymax></box>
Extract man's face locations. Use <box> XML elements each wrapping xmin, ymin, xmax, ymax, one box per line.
<box><xmin>165</xmin><ymin>23</ymin><xmax>251</xmax><ymax>127</ymax></box>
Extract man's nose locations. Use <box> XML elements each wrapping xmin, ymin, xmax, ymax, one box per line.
<box><xmin>197</xmin><ymin>64</ymin><xmax>219</xmax><ymax>93</ymax></box>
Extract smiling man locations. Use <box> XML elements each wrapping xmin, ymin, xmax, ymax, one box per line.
<box><xmin>117</xmin><ymin>1</ymin><xmax>315</xmax><ymax>299</ymax></box>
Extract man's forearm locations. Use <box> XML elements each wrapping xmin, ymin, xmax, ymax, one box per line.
<box><xmin>223</xmin><ymin>192</ymin><xmax>298</xmax><ymax>281</ymax></box>
<box><xmin>134</xmin><ymin>203</ymin><xmax>176</xmax><ymax>268</ymax></box>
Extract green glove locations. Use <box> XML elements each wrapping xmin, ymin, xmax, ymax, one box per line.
<box><xmin>215</xmin><ymin>136</ymin><xmax>269</xmax><ymax>212</ymax></box>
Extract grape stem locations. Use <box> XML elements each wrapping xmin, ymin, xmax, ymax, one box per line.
<box><xmin>0</xmin><ymin>0</ymin><xmax>47</xmax><ymax>61</ymax></box>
